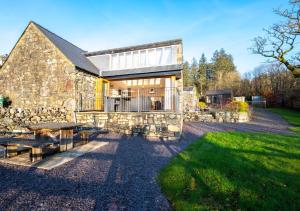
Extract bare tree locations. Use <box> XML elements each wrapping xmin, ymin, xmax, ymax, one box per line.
<box><xmin>251</xmin><ymin>0</ymin><xmax>300</xmax><ymax>78</ymax></box>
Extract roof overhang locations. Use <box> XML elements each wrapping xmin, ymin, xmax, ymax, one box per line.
<box><xmin>85</xmin><ymin>39</ymin><xmax>182</xmax><ymax>56</ymax></box>
<box><xmin>101</xmin><ymin>64</ymin><xmax>182</xmax><ymax>80</ymax></box>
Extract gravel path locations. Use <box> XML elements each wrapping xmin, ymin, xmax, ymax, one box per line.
<box><xmin>183</xmin><ymin>108</ymin><xmax>293</xmax><ymax>140</ymax></box>
<box><xmin>0</xmin><ymin>109</ymin><xmax>293</xmax><ymax>210</ymax></box>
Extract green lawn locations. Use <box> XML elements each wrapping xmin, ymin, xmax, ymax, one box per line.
<box><xmin>269</xmin><ymin>108</ymin><xmax>300</xmax><ymax>133</ymax></box>
<box><xmin>269</xmin><ymin>108</ymin><xmax>300</xmax><ymax>126</ymax></box>
<box><xmin>289</xmin><ymin>127</ymin><xmax>300</xmax><ymax>133</ymax></box>
<box><xmin>159</xmin><ymin>132</ymin><xmax>300</xmax><ymax>210</ymax></box>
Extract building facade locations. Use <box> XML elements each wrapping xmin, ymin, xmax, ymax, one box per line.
<box><xmin>0</xmin><ymin>21</ymin><xmax>183</xmax><ymax>137</ymax></box>
<box><xmin>0</xmin><ymin>22</ymin><xmax>183</xmax><ymax>113</ymax></box>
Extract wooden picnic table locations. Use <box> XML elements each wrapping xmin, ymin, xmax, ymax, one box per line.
<box><xmin>0</xmin><ymin>138</ymin><xmax>56</xmax><ymax>161</ymax></box>
<box><xmin>0</xmin><ymin>123</ymin><xmax>83</xmax><ymax>162</ymax></box>
<box><xmin>27</xmin><ymin>122</ymin><xmax>82</xmax><ymax>153</ymax></box>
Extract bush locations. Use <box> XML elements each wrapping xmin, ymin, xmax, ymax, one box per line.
<box><xmin>225</xmin><ymin>101</ymin><xmax>249</xmax><ymax>112</ymax></box>
<box><xmin>198</xmin><ymin>101</ymin><xmax>207</xmax><ymax>109</ymax></box>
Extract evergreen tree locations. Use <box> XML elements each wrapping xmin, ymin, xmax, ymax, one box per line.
<box><xmin>190</xmin><ymin>58</ymin><xmax>199</xmax><ymax>86</ymax></box>
<box><xmin>183</xmin><ymin>61</ymin><xmax>191</xmax><ymax>87</ymax></box>
<box><xmin>211</xmin><ymin>48</ymin><xmax>236</xmax><ymax>74</ymax></box>
<box><xmin>210</xmin><ymin>49</ymin><xmax>237</xmax><ymax>89</ymax></box>
<box><xmin>198</xmin><ymin>53</ymin><xmax>208</xmax><ymax>95</ymax></box>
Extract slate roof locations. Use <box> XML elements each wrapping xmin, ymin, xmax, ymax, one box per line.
<box><xmin>85</xmin><ymin>39</ymin><xmax>182</xmax><ymax>56</ymax></box>
<box><xmin>32</xmin><ymin>21</ymin><xmax>99</xmax><ymax>75</ymax></box>
<box><xmin>30</xmin><ymin>21</ymin><xmax>182</xmax><ymax>78</ymax></box>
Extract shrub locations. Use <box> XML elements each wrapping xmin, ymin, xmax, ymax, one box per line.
<box><xmin>225</xmin><ymin>101</ymin><xmax>249</xmax><ymax>112</ymax></box>
<box><xmin>198</xmin><ymin>101</ymin><xmax>207</xmax><ymax>109</ymax></box>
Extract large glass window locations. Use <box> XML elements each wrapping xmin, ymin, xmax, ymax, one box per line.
<box><xmin>110</xmin><ymin>45</ymin><xmax>177</xmax><ymax>69</ymax></box>
<box><xmin>156</xmin><ymin>48</ymin><xmax>163</xmax><ymax>65</ymax></box>
<box><xmin>119</xmin><ymin>53</ymin><xmax>125</xmax><ymax>69</ymax></box>
<box><xmin>111</xmin><ymin>54</ymin><xmax>119</xmax><ymax>69</ymax></box>
<box><xmin>163</xmin><ymin>47</ymin><xmax>172</xmax><ymax>65</ymax></box>
<box><xmin>148</xmin><ymin>49</ymin><xmax>156</xmax><ymax>66</ymax></box>
<box><xmin>140</xmin><ymin>50</ymin><xmax>147</xmax><ymax>66</ymax></box>
<box><xmin>133</xmin><ymin>51</ymin><xmax>139</xmax><ymax>67</ymax></box>
<box><xmin>125</xmin><ymin>52</ymin><xmax>132</xmax><ymax>68</ymax></box>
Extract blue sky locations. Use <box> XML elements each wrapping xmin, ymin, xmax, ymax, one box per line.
<box><xmin>0</xmin><ymin>0</ymin><xmax>287</xmax><ymax>74</ymax></box>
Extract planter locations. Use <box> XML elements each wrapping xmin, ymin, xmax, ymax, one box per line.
<box><xmin>238</xmin><ymin>112</ymin><xmax>249</xmax><ymax>122</ymax></box>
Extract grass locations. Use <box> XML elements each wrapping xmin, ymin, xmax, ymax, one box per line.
<box><xmin>269</xmin><ymin>108</ymin><xmax>300</xmax><ymax>126</ymax></box>
<box><xmin>269</xmin><ymin>108</ymin><xmax>300</xmax><ymax>133</ymax></box>
<box><xmin>159</xmin><ymin>132</ymin><xmax>300</xmax><ymax>210</ymax></box>
<box><xmin>289</xmin><ymin>127</ymin><xmax>300</xmax><ymax>133</ymax></box>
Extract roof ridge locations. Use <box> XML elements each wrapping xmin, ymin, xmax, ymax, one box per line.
<box><xmin>30</xmin><ymin>21</ymin><xmax>99</xmax><ymax>75</ymax></box>
<box><xmin>31</xmin><ymin>21</ymin><xmax>86</xmax><ymax>52</ymax></box>
<box><xmin>85</xmin><ymin>38</ymin><xmax>182</xmax><ymax>56</ymax></box>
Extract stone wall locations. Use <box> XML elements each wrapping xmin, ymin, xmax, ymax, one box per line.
<box><xmin>184</xmin><ymin>111</ymin><xmax>250</xmax><ymax>123</ymax></box>
<box><xmin>183</xmin><ymin>90</ymin><xmax>197</xmax><ymax>112</ymax></box>
<box><xmin>0</xmin><ymin>22</ymin><xmax>77</xmax><ymax>112</ymax></box>
<box><xmin>76</xmin><ymin>112</ymin><xmax>182</xmax><ymax>140</ymax></box>
<box><xmin>75</xmin><ymin>71</ymin><xmax>97</xmax><ymax>111</ymax></box>
<box><xmin>0</xmin><ymin>107</ymin><xmax>69</xmax><ymax>132</ymax></box>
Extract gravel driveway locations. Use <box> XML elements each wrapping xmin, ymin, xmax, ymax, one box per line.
<box><xmin>0</xmin><ymin>109</ymin><xmax>293</xmax><ymax>210</ymax></box>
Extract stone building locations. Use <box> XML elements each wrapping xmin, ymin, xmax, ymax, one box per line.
<box><xmin>0</xmin><ymin>21</ymin><xmax>98</xmax><ymax>115</ymax></box>
<box><xmin>0</xmin><ymin>21</ymin><xmax>184</xmax><ymax>137</ymax></box>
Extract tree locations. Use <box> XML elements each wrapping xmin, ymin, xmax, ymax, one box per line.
<box><xmin>190</xmin><ymin>58</ymin><xmax>199</xmax><ymax>84</ymax></box>
<box><xmin>237</xmin><ymin>62</ymin><xmax>300</xmax><ymax>107</ymax></box>
<box><xmin>251</xmin><ymin>0</ymin><xmax>300</xmax><ymax>78</ymax></box>
<box><xmin>210</xmin><ymin>49</ymin><xmax>237</xmax><ymax>90</ymax></box>
<box><xmin>198</xmin><ymin>53</ymin><xmax>208</xmax><ymax>95</ymax></box>
<box><xmin>182</xmin><ymin>49</ymin><xmax>240</xmax><ymax>95</ymax></box>
<box><xmin>182</xmin><ymin>61</ymin><xmax>191</xmax><ymax>87</ymax></box>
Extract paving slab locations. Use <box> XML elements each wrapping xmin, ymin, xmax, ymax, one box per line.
<box><xmin>0</xmin><ymin>141</ymin><xmax>108</xmax><ymax>170</ymax></box>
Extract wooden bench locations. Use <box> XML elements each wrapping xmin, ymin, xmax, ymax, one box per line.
<box><xmin>5</xmin><ymin>145</ymin><xmax>30</xmax><ymax>158</ymax></box>
<box><xmin>0</xmin><ymin>139</ymin><xmax>59</xmax><ymax>162</ymax></box>
<box><xmin>75</xmin><ymin>130</ymin><xmax>97</xmax><ymax>147</ymax></box>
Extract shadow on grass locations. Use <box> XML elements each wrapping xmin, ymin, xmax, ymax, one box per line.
<box><xmin>159</xmin><ymin>132</ymin><xmax>300</xmax><ymax>210</ymax></box>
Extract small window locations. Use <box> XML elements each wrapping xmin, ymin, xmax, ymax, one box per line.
<box><xmin>144</xmin><ymin>79</ymin><xmax>149</xmax><ymax>85</ymax></box>
<box><xmin>149</xmin><ymin>78</ymin><xmax>155</xmax><ymax>85</ymax></box>
<box><xmin>155</xmin><ymin>78</ymin><xmax>161</xmax><ymax>85</ymax></box>
<box><xmin>138</xmin><ymin>79</ymin><xmax>143</xmax><ymax>86</ymax></box>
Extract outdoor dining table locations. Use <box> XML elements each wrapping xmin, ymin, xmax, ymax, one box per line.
<box><xmin>27</xmin><ymin>122</ymin><xmax>82</xmax><ymax>153</ymax></box>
